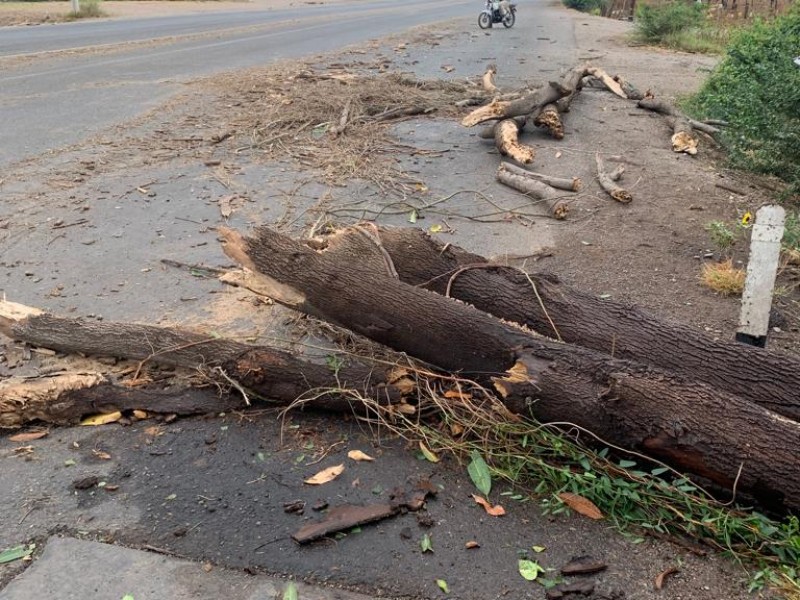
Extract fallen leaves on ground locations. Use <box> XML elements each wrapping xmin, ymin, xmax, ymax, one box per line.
<box><xmin>421</xmin><ymin>533</ymin><xmax>433</xmax><ymax>553</ymax></box>
<box><xmin>8</xmin><ymin>431</ymin><xmax>48</xmax><ymax>442</ymax></box>
<box><xmin>558</xmin><ymin>492</ymin><xmax>604</xmax><ymax>520</ymax></box>
<box><xmin>472</xmin><ymin>494</ymin><xmax>506</xmax><ymax>516</ymax></box>
<box><xmin>419</xmin><ymin>441</ymin><xmax>439</xmax><ymax>463</ymax></box>
<box><xmin>304</xmin><ymin>464</ymin><xmax>345</xmax><ymax>485</ymax></box>
<box><xmin>467</xmin><ymin>450</ymin><xmax>491</xmax><ymax>495</ymax></box>
<box><xmin>436</xmin><ymin>579</ymin><xmax>449</xmax><ymax>593</ymax></box>
<box><xmin>347</xmin><ymin>450</ymin><xmax>374</xmax><ymax>462</ymax></box>
<box><xmin>80</xmin><ymin>411</ymin><xmax>122</xmax><ymax>426</ymax></box>
<box><xmin>0</xmin><ymin>544</ymin><xmax>34</xmax><ymax>565</ymax></box>
<box><xmin>465</xmin><ymin>540</ymin><xmax>480</xmax><ymax>549</ymax></box>
<box><xmin>92</xmin><ymin>449</ymin><xmax>112</xmax><ymax>460</ymax></box>
<box><xmin>655</xmin><ymin>566</ymin><xmax>680</xmax><ymax>590</ymax></box>
<box><xmin>518</xmin><ymin>559</ymin><xmax>545</xmax><ymax>581</ymax></box>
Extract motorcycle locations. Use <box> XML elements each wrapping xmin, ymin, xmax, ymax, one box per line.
<box><xmin>478</xmin><ymin>0</ymin><xmax>516</xmax><ymax>29</ymax></box>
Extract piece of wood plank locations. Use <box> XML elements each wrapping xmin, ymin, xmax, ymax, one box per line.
<box><xmin>292</xmin><ymin>504</ymin><xmax>399</xmax><ymax>543</ymax></box>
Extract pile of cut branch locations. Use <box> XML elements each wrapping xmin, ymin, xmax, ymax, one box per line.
<box><xmin>462</xmin><ymin>64</ymin><xmax>725</xmax><ymax>218</ymax></box>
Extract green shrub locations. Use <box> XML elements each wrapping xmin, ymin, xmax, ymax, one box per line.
<box><xmin>686</xmin><ymin>8</ymin><xmax>800</xmax><ymax>195</ymax></box>
<box><xmin>66</xmin><ymin>0</ymin><xmax>104</xmax><ymax>19</ymax></box>
<box><xmin>635</xmin><ymin>1</ymin><xmax>706</xmax><ymax>42</ymax></box>
<box><xmin>562</xmin><ymin>0</ymin><xmax>607</xmax><ymax>15</ymax></box>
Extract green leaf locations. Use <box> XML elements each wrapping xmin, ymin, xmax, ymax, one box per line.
<box><xmin>64</xmin><ymin>459</ymin><xmax>76</xmax><ymax>467</ymax></box>
<box><xmin>436</xmin><ymin>579</ymin><xmax>449</xmax><ymax>593</ymax></box>
<box><xmin>531</xmin><ymin>545</ymin><xmax>546</xmax><ymax>553</ymax></box>
<box><xmin>122</xmin><ymin>596</ymin><xmax>135</xmax><ymax>600</ymax></box>
<box><xmin>618</xmin><ymin>459</ymin><xmax>637</xmax><ymax>468</ymax></box>
<box><xmin>467</xmin><ymin>450</ymin><xmax>491</xmax><ymax>496</ymax></box>
<box><xmin>0</xmin><ymin>545</ymin><xmax>33</xmax><ymax>565</ymax></box>
<box><xmin>536</xmin><ymin>577</ymin><xmax>561</xmax><ymax>590</ymax></box>
<box><xmin>518</xmin><ymin>559</ymin><xmax>545</xmax><ymax>581</ymax></box>
<box><xmin>408</xmin><ymin>209</ymin><xmax>418</xmax><ymax>224</ymax></box>
<box><xmin>419</xmin><ymin>442</ymin><xmax>439</xmax><ymax>463</ymax></box>
<box><xmin>165</xmin><ymin>493</ymin><xmax>177</xmax><ymax>501</ymax></box>
<box><xmin>420</xmin><ymin>533</ymin><xmax>433</xmax><ymax>553</ymax></box>
<box><xmin>283</xmin><ymin>581</ymin><xmax>299</xmax><ymax>600</ymax></box>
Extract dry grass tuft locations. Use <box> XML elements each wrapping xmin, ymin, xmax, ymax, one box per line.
<box><xmin>700</xmin><ymin>259</ymin><xmax>745</xmax><ymax>296</ymax></box>
<box><xmin>208</xmin><ymin>65</ymin><xmax>475</xmax><ymax>195</ymax></box>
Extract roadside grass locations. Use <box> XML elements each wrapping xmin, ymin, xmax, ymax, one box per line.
<box><xmin>561</xmin><ymin>0</ymin><xmax>607</xmax><ymax>15</ymax></box>
<box><xmin>685</xmin><ymin>7</ymin><xmax>800</xmax><ymax>196</ymax></box>
<box><xmin>64</xmin><ymin>0</ymin><xmax>105</xmax><ymax>20</ymax></box>
<box><xmin>631</xmin><ymin>1</ymin><xmax>733</xmax><ymax>53</ymax></box>
<box><xmin>340</xmin><ymin>367</ymin><xmax>800</xmax><ymax>597</ymax></box>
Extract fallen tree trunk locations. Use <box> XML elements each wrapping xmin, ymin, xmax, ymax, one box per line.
<box><xmin>613</xmin><ymin>75</ymin><xmax>645</xmax><ymax>101</ymax></box>
<box><xmin>596</xmin><ymin>154</ymin><xmax>632</xmax><ymax>203</ymax></box>
<box><xmin>326</xmin><ymin>226</ymin><xmax>800</xmax><ymax>423</ymax></box>
<box><xmin>220</xmin><ymin>226</ymin><xmax>800</xmax><ymax>511</ymax></box>
<box><xmin>0</xmin><ymin>301</ymin><xmax>414</xmax><ymax>427</ymax></box>
<box><xmin>494</xmin><ymin>119</ymin><xmax>535</xmax><ymax>164</ymax></box>
<box><xmin>0</xmin><ymin>372</ymin><xmax>243</xmax><ymax>428</ymax></box>
<box><xmin>496</xmin><ymin>162</ymin><xmax>570</xmax><ymax>219</ymax></box>
<box><xmin>462</xmin><ymin>82</ymin><xmax>570</xmax><ymax>127</ymax></box>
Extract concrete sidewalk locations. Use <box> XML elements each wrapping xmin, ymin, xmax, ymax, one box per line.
<box><xmin>0</xmin><ymin>537</ymin><xmax>382</xmax><ymax>600</ymax></box>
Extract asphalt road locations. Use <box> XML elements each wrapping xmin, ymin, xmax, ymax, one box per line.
<box><xmin>0</xmin><ymin>0</ymin><xmax>472</xmax><ymax>167</ymax></box>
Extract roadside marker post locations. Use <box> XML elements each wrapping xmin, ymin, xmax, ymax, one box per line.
<box><xmin>71</xmin><ymin>0</ymin><xmax>80</xmax><ymax>13</ymax></box>
<box><xmin>735</xmin><ymin>204</ymin><xmax>786</xmax><ymax>348</ymax></box>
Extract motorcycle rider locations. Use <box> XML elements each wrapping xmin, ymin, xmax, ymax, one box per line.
<box><xmin>499</xmin><ymin>0</ymin><xmax>511</xmax><ymax>17</ymax></box>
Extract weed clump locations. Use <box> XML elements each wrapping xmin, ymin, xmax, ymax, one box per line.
<box><xmin>701</xmin><ymin>259</ymin><xmax>746</xmax><ymax>295</ymax></box>
<box><xmin>562</xmin><ymin>0</ymin><xmax>607</xmax><ymax>15</ymax></box>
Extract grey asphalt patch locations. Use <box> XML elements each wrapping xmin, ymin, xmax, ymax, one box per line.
<box><xmin>0</xmin><ymin>537</ymin><xmax>381</xmax><ymax>600</ymax></box>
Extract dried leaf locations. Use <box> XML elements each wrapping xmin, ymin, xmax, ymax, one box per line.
<box><xmin>429</xmin><ymin>224</ymin><xmax>443</xmax><ymax>233</ymax></box>
<box><xmin>558</xmin><ymin>492</ymin><xmax>604</xmax><ymax>520</ymax></box>
<box><xmin>347</xmin><ymin>450</ymin><xmax>374</xmax><ymax>462</ymax></box>
<box><xmin>8</xmin><ymin>431</ymin><xmax>48</xmax><ymax>442</ymax></box>
<box><xmin>467</xmin><ymin>451</ymin><xmax>492</xmax><ymax>495</ymax></box>
<box><xmin>396</xmin><ymin>402</ymin><xmax>416</xmax><ymax>415</ymax></box>
<box><xmin>472</xmin><ymin>494</ymin><xmax>506</xmax><ymax>516</ymax></box>
<box><xmin>420</xmin><ymin>533</ymin><xmax>433</xmax><ymax>553</ymax></box>
<box><xmin>436</xmin><ymin>579</ymin><xmax>449</xmax><ymax>593</ymax></box>
<box><xmin>443</xmin><ymin>389</ymin><xmax>472</xmax><ymax>401</ymax></box>
<box><xmin>219</xmin><ymin>194</ymin><xmax>236</xmax><ymax>218</ymax></box>
<box><xmin>92</xmin><ymin>449</ymin><xmax>112</xmax><ymax>460</ymax></box>
<box><xmin>518</xmin><ymin>559</ymin><xmax>545</xmax><ymax>581</ymax></box>
<box><xmin>532</xmin><ymin>545</ymin><xmax>546</xmax><ymax>553</ymax></box>
<box><xmin>418</xmin><ymin>442</ymin><xmax>439</xmax><ymax>463</ymax></box>
<box><xmin>465</xmin><ymin>541</ymin><xmax>480</xmax><ymax>549</ymax></box>
<box><xmin>654</xmin><ymin>566</ymin><xmax>679</xmax><ymax>590</ymax></box>
<box><xmin>80</xmin><ymin>411</ymin><xmax>122</xmax><ymax>426</ymax></box>
<box><xmin>132</xmin><ymin>410</ymin><xmax>148</xmax><ymax>420</ymax></box>
<box><xmin>304</xmin><ymin>464</ymin><xmax>345</xmax><ymax>485</ymax></box>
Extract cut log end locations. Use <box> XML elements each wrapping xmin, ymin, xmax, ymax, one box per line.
<box><xmin>533</xmin><ymin>104</ymin><xmax>564</xmax><ymax>140</ymax></box>
<box><xmin>671</xmin><ymin>130</ymin><xmax>699</xmax><ymax>155</ymax></box>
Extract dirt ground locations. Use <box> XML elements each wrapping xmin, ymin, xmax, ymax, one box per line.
<box><xmin>0</xmin><ymin>0</ymin><xmax>358</xmax><ymax>27</ymax></box>
<box><xmin>1</xmin><ymin>3</ymin><xmax>799</xmax><ymax>599</ymax></box>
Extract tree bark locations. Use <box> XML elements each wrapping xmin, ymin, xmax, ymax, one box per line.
<box><xmin>325</xmin><ymin>226</ymin><xmax>800</xmax><ymax>423</ymax></box>
<box><xmin>220</xmin><ymin>226</ymin><xmax>800</xmax><ymax>511</ymax></box>
<box><xmin>494</xmin><ymin>119</ymin><xmax>535</xmax><ymax>164</ymax></box>
<box><xmin>496</xmin><ymin>162</ymin><xmax>570</xmax><ymax>219</ymax></box>
<box><xmin>0</xmin><ymin>301</ymin><xmax>414</xmax><ymax>426</ymax></box>
<box><xmin>462</xmin><ymin>82</ymin><xmax>570</xmax><ymax>127</ymax></box>
<box><xmin>0</xmin><ymin>373</ymin><xmax>243</xmax><ymax>429</ymax></box>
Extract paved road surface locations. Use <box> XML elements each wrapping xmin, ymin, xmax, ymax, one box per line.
<box><xmin>0</xmin><ymin>0</ymin><xmax>471</xmax><ymax>166</ymax></box>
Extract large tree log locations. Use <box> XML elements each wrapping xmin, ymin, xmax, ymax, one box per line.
<box><xmin>0</xmin><ymin>372</ymin><xmax>243</xmax><ymax>428</ymax></box>
<box><xmin>325</xmin><ymin>226</ymin><xmax>800</xmax><ymax>423</ymax></box>
<box><xmin>0</xmin><ymin>301</ymin><xmax>414</xmax><ymax>426</ymax></box>
<box><xmin>220</xmin><ymin>226</ymin><xmax>800</xmax><ymax>511</ymax></box>
<box><xmin>462</xmin><ymin>82</ymin><xmax>570</xmax><ymax>127</ymax></box>
<box><xmin>500</xmin><ymin>162</ymin><xmax>582</xmax><ymax>192</ymax></box>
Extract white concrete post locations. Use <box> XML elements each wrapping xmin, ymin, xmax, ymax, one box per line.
<box><xmin>736</xmin><ymin>204</ymin><xmax>786</xmax><ymax>347</ymax></box>
<box><xmin>71</xmin><ymin>0</ymin><xmax>80</xmax><ymax>13</ymax></box>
